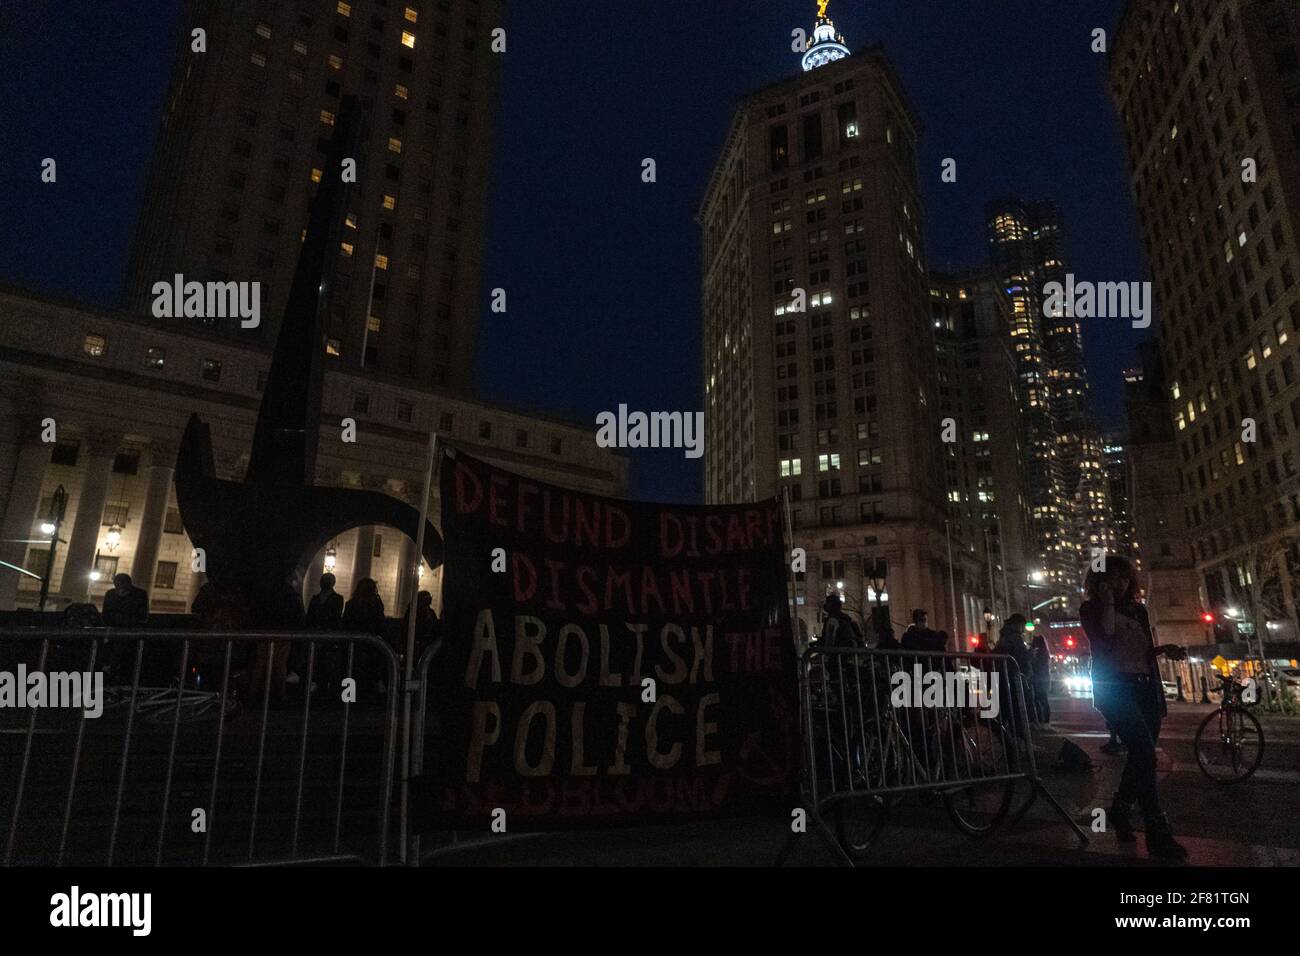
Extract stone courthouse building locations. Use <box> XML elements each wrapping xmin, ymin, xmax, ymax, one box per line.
<box><xmin>0</xmin><ymin>286</ymin><xmax>627</xmax><ymax>617</ymax></box>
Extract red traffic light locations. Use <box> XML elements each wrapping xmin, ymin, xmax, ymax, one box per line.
<box><xmin>969</xmin><ymin>634</ymin><xmax>982</xmax><ymax>648</ymax></box>
<box><xmin>1201</xmin><ymin>612</ymin><xmax>1215</xmax><ymax>624</ymax></box>
<box><xmin>1064</xmin><ymin>636</ymin><xmax>1076</xmax><ymax>649</ymax></box>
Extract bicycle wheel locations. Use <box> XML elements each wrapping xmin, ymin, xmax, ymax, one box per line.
<box><xmin>1194</xmin><ymin>707</ymin><xmax>1264</xmax><ymax>782</ymax></box>
<box><xmin>943</xmin><ymin>721</ymin><xmax>1016</xmax><ymax>836</ymax></box>
<box><xmin>834</xmin><ymin>794</ymin><xmax>891</xmax><ymax>859</ymax></box>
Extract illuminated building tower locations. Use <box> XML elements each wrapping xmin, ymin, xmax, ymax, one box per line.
<box><xmin>986</xmin><ymin>198</ymin><xmax>1068</xmax><ymax>602</ymax></box>
<box><xmin>700</xmin><ymin>2</ymin><xmax>950</xmax><ymax>641</ymax></box>
<box><xmin>932</xmin><ymin>273</ymin><xmax>1034</xmax><ymax>642</ymax></box>
<box><xmin>1111</xmin><ymin>0</ymin><xmax>1300</xmax><ymax>624</ymax></box>
<box><xmin>124</xmin><ymin>0</ymin><xmax>503</xmax><ymax>392</ymax></box>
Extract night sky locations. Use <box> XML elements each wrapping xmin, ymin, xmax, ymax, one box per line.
<box><xmin>2</xmin><ymin>0</ymin><xmax>1146</xmax><ymax>503</ymax></box>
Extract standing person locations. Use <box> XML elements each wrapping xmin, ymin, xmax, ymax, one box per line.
<box><xmin>994</xmin><ymin>614</ymin><xmax>1034</xmax><ymax>729</ymax></box>
<box><xmin>1080</xmin><ymin>555</ymin><xmax>1188</xmax><ymax>860</ymax></box>
<box><xmin>819</xmin><ymin>593</ymin><xmax>864</xmax><ymax>648</ymax></box>
<box><xmin>343</xmin><ymin>577</ymin><xmax>387</xmax><ymax>696</ymax></box>
<box><xmin>901</xmin><ymin>609</ymin><xmax>947</xmax><ymax>653</ymax></box>
<box><xmin>293</xmin><ymin>572</ymin><xmax>344</xmax><ymax>690</ymax></box>
<box><xmin>401</xmin><ymin>590</ymin><xmax>442</xmax><ymax>659</ymax></box>
<box><xmin>101</xmin><ymin>573</ymin><xmax>149</xmax><ymax>627</ymax></box>
<box><xmin>1029</xmin><ymin>633</ymin><xmax>1052</xmax><ymax>725</ymax></box>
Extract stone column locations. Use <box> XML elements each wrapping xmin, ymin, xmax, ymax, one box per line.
<box><xmin>0</xmin><ymin>432</ymin><xmax>51</xmax><ymax>611</ymax></box>
<box><xmin>351</xmin><ymin>525</ymin><xmax>376</xmax><ymax>585</ymax></box>
<box><xmin>130</xmin><ymin>439</ymin><xmax>177</xmax><ymax>595</ymax></box>
<box><xmin>395</xmin><ymin>536</ymin><xmax>419</xmax><ymax>613</ymax></box>
<box><xmin>59</xmin><ymin>433</ymin><xmax>120</xmax><ymax>605</ymax></box>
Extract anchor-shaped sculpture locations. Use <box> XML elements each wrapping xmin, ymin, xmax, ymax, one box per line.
<box><xmin>175</xmin><ymin>96</ymin><xmax>442</xmax><ymax>627</ymax></box>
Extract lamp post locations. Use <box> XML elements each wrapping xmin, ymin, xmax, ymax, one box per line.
<box><xmin>37</xmin><ymin>485</ymin><xmax>68</xmax><ymax>613</ymax></box>
<box><xmin>867</xmin><ymin>559</ymin><xmax>888</xmax><ymax>641</ymax></box>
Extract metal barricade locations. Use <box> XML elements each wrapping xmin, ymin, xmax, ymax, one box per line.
<box><xmin>781</xmin><ymin>646</ymin><xmax>1087</xmax><ymax>865</ymax></box>
<box><xmin>0</xmin><ymin>628</ymin><xmax>398</xmax><ymax>867</ymax></box>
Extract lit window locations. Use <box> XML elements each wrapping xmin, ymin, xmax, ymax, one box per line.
<box><xmin>328</xmin><ymin>53</ymin><xmax>343</xmax><ymax>70</ymax></box>
<box><xmin>401</xmin><ymin>31</ymin><xmax>416</xmax><ymax>48</ymax></box>
<box><xmin>337</xmin><ymin>2</ymin><xmax>352</xmax><ymax>16</ymax></box>
<box><xmin>320</xmin><ymin>109</ymin><xmax>336</xmax><ymax>126</ymax></box>
<box><xmin>383</xmin><ymin>194</ymin><xmax>396</xmax><ymax>210</ymax></box>
<box><xmin>83</xmin><ymin>334</ymin><xmax>106</xmax><ymax>357</ymax></box>
<box><xmin>256</xmin><ymin>21</ymin><xmax>272</xmax><ymax>39</ymax></box>
<box><xmin>311</xmin><ymin>167</ymin><xmax>323</xmax><ymax>183</ymax></box>
<box><xmin>367</xmin><ymin>316</ymin><xmax>382</xmax><ymax>332</ymax></box>
<box><xmin>345</xmin><ymin>213</ymin><xmax>357</xmax><ymax>228</ymax></box>
<box><xmin>387</xmin><ymin>136</ymin><xmax>403</xmax><ymax>154</ymax></box>
<box><xmin>1246</xmin><ymin>350</ymin><xmax>1257</xmax><ymax>370</ymax></box>
<box><xmin>375</xmin><ymin>254</ymin><xmax>389</xmax><ymax>269</ymax></box>
<box><xmin>395</xmin><ymin>83</ymin><xmax>409</xmax><ymax>99</ymax></box>
<box><xmin>341</xmin><ymin>241</ymin><xmax>355</xmax><ymax>257</ymax></box>
<box><xmin>326</xmin><ymin>338</ymin><xmax>342</xmax><ymax>356</ymax></box>
<box><xmin>251</xmin><ymin>51</ymin><xmax>267</xmax><ymax>67</ymax></box>
<box><xmin>293</xmin><ymin>39</ymin><xmax>308</xmax><ymax>55</ymax></box>
<box><xmin>145</xmin><ymin>347</ymin><xmax>166</xmax><ymax>370</ymax></box>
<box><xmin>404</xmin><ymin>6</ymin><xmax>418</xmax><ymax>23</ymax></box>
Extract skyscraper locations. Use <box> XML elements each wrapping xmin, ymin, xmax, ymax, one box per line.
<box><xmin>931</xmin><ymin>272</ymin><xmax>1034</xmax><ymax>642</ymax></box>
<box><xmin>986</xmin><ymin>197</ymin><xmax>1111</xmax><ymax>607</ymax></box>
<box><xmin>125</xmin><ymin>0</ymin><xmax>502</xmax><ymax>391</ymax></box>
<box><xmin>1111</xmin><ymin>0</ymin><xmax>1300</xmax><ymax>614</ymax></box>
<box><xmin>700</xmin><ymin>4</ymin><xmax>949</xmax><ymax>640</ymax></box>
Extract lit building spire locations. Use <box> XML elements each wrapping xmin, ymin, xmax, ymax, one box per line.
<box><xmin>801</xmin><ymin>0</ymin><xmax>850</xmax><ymax>72</ymax></box>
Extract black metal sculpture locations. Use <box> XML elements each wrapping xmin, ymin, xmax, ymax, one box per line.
<box><xmin>175</xmin><ymin>96</ymin><xmax>443</xmax><ymax>627</ymax></box>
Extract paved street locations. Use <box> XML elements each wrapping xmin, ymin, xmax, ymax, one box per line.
<box><xmin>422</xmin><ymin>693</ymin><xmax>1300</xmax><ymax>866</ymax></box>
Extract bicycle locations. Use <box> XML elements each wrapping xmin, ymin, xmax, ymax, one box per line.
<box><xmin>1193</xmin><ymin>674</ymin><xmax>1265</xmax><ymax>783</ymax></box>
<box><xmin>807</xmin><ymin>655</ymin><xmax>1021</xmax><ymax>858</ymax></box>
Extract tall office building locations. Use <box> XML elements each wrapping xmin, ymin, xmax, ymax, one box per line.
<box><xmin>1111</xmin><ymin>0</ymin><xmax>1300</xmax><ymax>611</ymax></box>
<box><xmin>931</xmin><ymin>273</ymin><xmax>1034</xmax><ymax>642</ymax></box>
<box><xmin>1123</xmin><ymin>344</ymin><xmax>1208</xmax><ymax>646</ymax></box>
<box><xmin>125</xmin><ymin>0</ymin><xmax>502</xmax><ymax>391</ymax></box>
<box><xmin>700</xmin><ymin>6</ymin><xmax>949</xmax><ymax>640</ymax></box>
<box><xmin>986</xmin><ymin>197</ymin><xmax>1112</xmax><ymax>605</ymax></box>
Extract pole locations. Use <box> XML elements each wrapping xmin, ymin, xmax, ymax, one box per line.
<box><xmin>984</xmin><ymin>526</ymin><xmax>997</xmax><ymax>628</ymax></box>
<box><xmin>944</xmin><ymin>519</ymin><xmax>960</xmax><ymax>650</ymax></box>
<box><xmin>779</xmin><ymin>486</ymin><xmax>801</xmax><ymax>652</ymax></box>
<box><xmin>400</xmin><ymin>431</ymin><xmax>437</xmax><ymax>864</ymax></box>
<box><xmin>37</xmin><ymin>486</ymin><xmax>66</xmax><ymax>613</ymax></box>
<box><xmin>997</xmin><ymin>520</ymin><xmax>1011</xmax><ymax>614</ymax></box>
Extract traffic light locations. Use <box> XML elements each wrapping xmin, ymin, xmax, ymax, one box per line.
<box><xmin>1064</xmin><ymin>636</ymin><xmax>1076</xmax><ymax>650</ymax></box>
<box><xmin>1024</xmin><ymin>619</ymin><xmax>1035</xmax><ymax>632</ymax></box>
<box><xmin>1201</xmin><ymin>611</ymin><xmax>1215</xmax><ymax>624</ymax></box>
<box><xmin>969</xmin><ymin>634</ymin><xmax>982</xmax><ymax>649</ymax></box>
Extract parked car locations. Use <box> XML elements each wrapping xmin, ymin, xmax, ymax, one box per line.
<box><xmin>1162</xmin><ymin>679</ymin><xmax>1179</xmax><ymax>700</ymax></box>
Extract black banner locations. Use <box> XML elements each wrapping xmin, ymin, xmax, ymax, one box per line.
<box><xmin>417</xmin><ymin>451</ymin><xmax>799</xmax><ymax>829</ymax></box>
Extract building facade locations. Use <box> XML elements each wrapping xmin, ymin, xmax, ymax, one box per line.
<box><xmin>931</xmin><ymin>273</ymin><xmax>1035</xmax><ymax>644</ymax></box>
<box><xmin>1124</xmin><ymin>345</ymin><xmax>1211</xmax><ymax>646</ymax></box>
<box><xmin>1111</xmin><ymin>0</ymin><xmax>1300</xmax><ymax>625</ymax></box>
<box><xmin>699</xmin><ymin>10</ymin><xmax>949</xmax><ymax>641</ymax></box>
<box><xmin>124</xmin><ymin>0</ymin><xmax>502</xmax><ymax>391</ymax></box>
<box><xmin>0</xmin><ymin>287</ymin><xmax>627</xmax><ymax>616</ymax></box>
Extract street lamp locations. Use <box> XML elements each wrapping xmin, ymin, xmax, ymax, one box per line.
<box><xmin>866</xmin><ymin>559</ymin><xmax>887</xmax><ymax>639</ymax></box>
<box><xmin>323</xmin><ymin>545</ymin><xmax>337</xmax><ymax>572</ymax></box>
<box><xmin>104</xmin><ymin>523</ymin><xmax>122</xmax><ymax>552</ymax></box>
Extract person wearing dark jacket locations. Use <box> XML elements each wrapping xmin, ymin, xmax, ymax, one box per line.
<box><xmin>1029</xmin><ymin>634</ymin><xmax>1052</xmax><ymax>724</ymax></box>
<box><xmin>102</xmin><ymin>574</ymin><xmax>149</xmax><ymax>627</ymax></box>
<box><xmin>1080</xmin><ymin>555</ymin><xmax>1188</xmax><ymax>860</ymax></box>
<box><xmin>292</xmin><ymin>572</ymin><xmax>345</xmax><ymax>690</ymax></box>
<box><xmin>343</xmin><ymin>578</ymin><xmax>387</xmax><ymax>696</ymax></box>
<box><xmin>819</xmin><ymin>593</ymin><xmax>864</xmax><ymax>648</ymax></box>
<box><xmin>901</xmin><ymin>609</ymin><xmax>947</xmax><ymax>653</ymax></box>
<box><xmin>994</xmin><ymin>614</ymin><xmax>1034</xmax><ymax>730</ymax></box>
